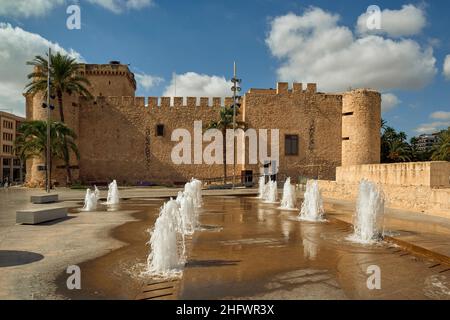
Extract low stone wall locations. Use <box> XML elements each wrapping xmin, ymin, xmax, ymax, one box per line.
<box><xmin>336</xmin><ymin>161</ymin><xmax>450</xmax><ymax>188</ymax></box>
<box><xmin>318</xmin><ymin>180</ymin><xmax>450</xmax><ymax>218</ymax></box>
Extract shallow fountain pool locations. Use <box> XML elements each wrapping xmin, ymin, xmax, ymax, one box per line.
<box><xmin>56</xmin><ymin>196</ymin><xmax>450</xmax><ymax>300</ymax></box>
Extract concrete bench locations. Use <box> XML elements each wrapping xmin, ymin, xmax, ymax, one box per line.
<box><xmin>16</xmin><ymin>207</ymin><xmax>68</xmax><ymax>225</ymax></box>
<box><xmin>30</xmin><ymin>194</ymin><xmax>59</xmax><ymax>204</ymax></box>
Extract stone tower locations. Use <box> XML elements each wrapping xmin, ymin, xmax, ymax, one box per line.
<box><xmin>341</xmin><ymin>89</ymin><xmax>381</xmax><ymax>166</ymax></box>
<box><xmin>25</xmin><ymin>61</ymin><xmax>136</xmax><ymax>186</ymax></box>
<box><xmin>77</xmin><ymin>61</ymin><xmax>136</xmax><ymax>97</ymax></box>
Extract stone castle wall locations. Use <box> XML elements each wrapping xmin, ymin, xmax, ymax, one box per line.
<box><xmin>77</xmin><ymin>96</ymin><xmax>239</xmax><ymax>185</ymax></box>
<box><xmin>336</xmin><ymin>162</ymin><xmax>450</xmax><ymax>188</ymax></box>
<box><xmin>242</xmin><ymin>82</ymin><xmax>343</xmax><ymax>180</ymax></box>
<box><xmin>318</xmin><ymin>180</ymin><xmax>450</xmax><ymax>218</ymax></box>
<box><xmin>342</xmin><ymin>89</ymin><xmax>381</xmax><ymax>166</ymax></box>
<box><xmin>25</xmin><ymin>63</ymin><xmax>382</xmax><ymax>186</ymax></box>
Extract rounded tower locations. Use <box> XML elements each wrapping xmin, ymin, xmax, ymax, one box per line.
<box><xmin>341</xmin><ymin>89</ymin><xmax>381</xmax><ymax>166</ymax></box>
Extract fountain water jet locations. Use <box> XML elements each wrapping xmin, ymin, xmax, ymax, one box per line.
<box><xmin>299</xmin><ymin>180</ymin><xmax>325</xmax><ymax>222</ymax></box>
<box><xmin>81</xmin><ymin>188</ymin><xmax>98</xmax><ymax>211</ymax></box>
<box><xmin>145</xmin><ymin>178</ymin><xmax>203</xmax><ymax>277</ymax></box>
<box><xmin>257</xmin><ymin>176</ymin><xmax>266</xmax><ymax>199</ymax></box>
<box><xmin>94</xmin><ymin>185</ymin><xmax>100</xmax><ymax>202</ymax></box>
<box><xmin>279</xmin><ymin>177</ymin><xmax>297</xmax><ymax>210</ymax></box>
<box><xmin>176</xmin><ymin>191</ymin><xmax>198</xmax><ymax>235</ymax></box>
<box><xmin>145</xmin><ymin>199</ymin><xmax>183</xmax><ymax>276</ymax></box>
<box><xmin>264</xmin><ymin>180</ymin><xmax>278</xmax><ymax>203</ymax></box>
<box><xmin>347</xmin><ymin>180</ymin><xmax>385</xmax><ymax>244</ymax></box>
<box><xmin>184</xmin><ymin>178</ymin><xmax>202</xmax><ymax>208</ymax></box>
<box><xmin>106</xmin><ymin>180</ymin><xmax>119</xmax><ymax>205</ymax></box>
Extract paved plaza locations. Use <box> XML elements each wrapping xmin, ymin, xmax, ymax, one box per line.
<box><xmin>1</xmin><ymin>187</ymin><xmax>449</xmax><ymax>300</ymax></box>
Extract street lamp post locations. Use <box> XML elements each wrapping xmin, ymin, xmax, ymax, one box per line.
<box><xmin>231</xmin><ymin>62</ymin><xmax>241</xmax><ymax>189</ymax></box>
<box><xmin>46</xmin><ymin>47</ymin><xmax>51</xmax><ymax>193</ymax></box>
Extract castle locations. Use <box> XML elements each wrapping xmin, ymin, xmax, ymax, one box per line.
<box><xmin>25</xmin><ymin>62</ymin><xmax>381</xmax><ymax>186</ymax></box>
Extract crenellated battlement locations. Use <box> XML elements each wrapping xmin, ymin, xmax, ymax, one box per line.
<box><xmin>247</xmin><ymin>82</ymin><xmax>318</xmax><ymax>95</ymax></box>
<box><xmin>77</xmin><ymin>63</ymin><xmax>136</xmax><ymax>90</ymax></box>
<box><xmin>85</xmin><ymin>96</ymin><xmax>237</xmax><ymax>108</ymax></box>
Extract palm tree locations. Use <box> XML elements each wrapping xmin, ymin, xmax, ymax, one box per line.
<box><xmin>15</xmin><ymin>120</ymin><xmax>80</xmax><ymax>188</ymax></box>
<box><xmin>387</xmin><ymin>140</ymin><xmax>411</xmax><ymax>162</ymax></box>
<box><xmin>13</xmin><ymin>134</ymin><xmax>28</xmax><ymax>184</ymax></box>
<box><xmin>381</xmin><ymin>118</ymin><xmax>387</xmax><ymax>131</ymax></box>
<box><xmin>25</xmin><ymin>51</ymin><xmax>92</xmax><ymax>185</ymax></box>
<box><xmin>431</xmin><ymin>127</ymin><xmax>450</xmax><ymax>161</ymax></box>
<box><xmin>205</xmin><ymin>105</ymin><xmax>245</xmax><ymax>184</ymax></box>
<box><xmin>381</xmin><ymin>120</ymin><xmax>414</xmax><ymax>163</ymax></box>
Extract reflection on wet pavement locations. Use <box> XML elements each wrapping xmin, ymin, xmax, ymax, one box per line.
<box><xmin>179</xmin><ymin>196</ymin><xmax>450</xmax><ymax>300</ymax></box>
<box><xmin>56</xmin><ymin>196</ymin><xmax>450</xmax><ymax>300</ymax></box>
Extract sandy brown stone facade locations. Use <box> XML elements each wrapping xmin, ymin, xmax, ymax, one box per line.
<box><xmin>25</xmin><ymin>63</ymin><xmax>381</xmax><ymax>186</ymax></box>
<box><xmin>0</xmin><ymin>111</ymin><xmax>25</xmax><ymax>183</ymax></box>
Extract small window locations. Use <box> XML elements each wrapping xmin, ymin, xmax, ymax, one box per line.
<box><xmin>342</xmin><ymin>137</ymin><xmax>350</xmax><ymax>141</ymax></box>
<box><xmin>285</xmin><ymin>135</ymin><xmax>299</xmax><ymax>156</ymax></box>
<box><xmin>156</xmin><ymin>124</ymin><xmax>164</xmax><ymax>137</ymax></box>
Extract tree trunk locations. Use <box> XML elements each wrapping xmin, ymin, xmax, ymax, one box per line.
<box><xmin>44</xmin><ymin>146</ymin><xmax>48</xmax><ymax>190</ymax></box>
<box><xmin>222</xmin><ymin>129</ymin><xmax>227</xmax><ymax>184</ymax></box>
<box><xmin>49</xmin><ymin>153</ymin><xmax>53</xmax><ymax>189</ymax></box>
<box><xmin>57</xmin><ymin>91</ymin><xmax>65</xmax><ymax>123</ymax></box>
<box><xmin>19</xmin><ymin>158</ymin><xmax>23</xmax><ymax>184</ymax></box>
<box><xmin>57</xmin><ymin>90</ymin><xmax>72</xmax><ymax>186</ymax></box>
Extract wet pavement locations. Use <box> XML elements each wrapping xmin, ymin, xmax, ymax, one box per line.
<box><xmin>1</xmin><ymin>188</ymin><xmax>450</xmax><ymax>300</ymax></box>
<box><xmin>178</xmin><ymin>196</ymin><xmax>450</xmax><ymax>300</ymax></box>
<box><xmin>325</xmin><ymin>199</ymin><xmax>450</xmax><ymax>262</ymax></box>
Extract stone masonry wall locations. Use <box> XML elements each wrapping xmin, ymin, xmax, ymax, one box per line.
<box><xmin>77</xmin><ymin>96</ymin><xmax>239</xmax><ymax>185</ymax></box>
<box><xmin>342</xmin><ymin>89</ymin><xmax>381</xmax><ymax>166</ymax></box>
<box><xmin>318</xmin><ymin>180</ymin><xmax>450</xmax><ymax>218</ymax></box>
<box><xmin>242</xmin><ymin>82</ymin><xmax>343</xmax><ymax>181</ymax></box>
<box><xmin>25</xmin><ymin>62</ymin><xmax>382</xmax><ymax>186</ymax></box>
<box><xmin>336</xmin><ymin>162</ymin><xmax>450</xmax><ymax>188</ymax></box>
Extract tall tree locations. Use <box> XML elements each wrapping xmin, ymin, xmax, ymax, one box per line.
<box><xmin>205</xmin><ymin>105</ymin><xmax>245</xmax><ymax>184</ymax></box>
<box><xmin>25</xmin><ymin>51</ymin><xmax>92</xmax><ymax>185</ymax></box>
<box><xmin>431</xmin><ymin>127</ymin><xmax>450</xmax><ymax>161</ymax></box>
<box><xmin>14</xmin><ymin>121</ymin><xmax>80</xmax><ymax>188</ymax></box>
<box><xmin>386</xmin><ymin>139</ymin><xmax>411</xmax><ymax>162</ymax></box>
<box><xmin>381</xmin><ymin>120</ymin><xmax>413</xmax><ymax>163</ymax></box>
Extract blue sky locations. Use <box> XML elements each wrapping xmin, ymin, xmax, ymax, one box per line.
<box><xmin>1</xmin><ymin>0</ymin><xmax>450</xmax><ymax>138</ymax></box>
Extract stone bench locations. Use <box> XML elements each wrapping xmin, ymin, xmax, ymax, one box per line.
<box><xmin>30</xmin><ymin>194</ymin><xmax>59</xmax><ymax>204</ymax></box>
<box><xmin>16</xmin><ymin>207</ymin><xmax>68</xmax><ymax>225</ymax></box>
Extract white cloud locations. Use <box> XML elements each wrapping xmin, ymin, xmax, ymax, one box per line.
<box><xmin>443</xmin><ymin>55</ymin><xmax>450</xmax><ymax>80</ymax></box>
<box><xmin>430</xmin><ymin>111</ymin><xmax>450</xmax><ymax>120</ymax></box>
<box><xmin>0</xmin><ymin>0</ymin><xmax>154</xmax><ymax>17</ymax></box>
<box><xmin>0</xmin><ymin>23</ymin><xmax>83</xmax><ymax>116</ymax></box>
<box><xmin>415</xmin><ymin>111</ymin><xmax>450</xmax><ymax>133</ymax></box>
<box><xmin>356</xmin><ymin>4</ymin><xmax>426</xmax><ymax>38</ymax></box>
<box><xmin>135</xmin><ymin>72</ymin><xmax>163</xmax><ymax>91</ymax></box>
<box><xmin>0</xmin><ymin>0</ymin><xmax>65</xmax><ymax>18</ymax></box>
<box><xmin>126</xmin><ymin>0</ymin><xmax>154</xmax><ymax>10</ymax></box>
<box><xmin>381</xmin><ymin>93</ymin><xmax>400</xmax><ymax>112</ymax></box>
<box><xmin>163</xmin><ymin>72</ymin><xmax>231</xmax><ymax>98</ymax></box>
<box><xmin>415</xmin><ymin>121</ymin><xmax>450</xmax><ymax>134</ymax></box>
<box><xmin>87</xmin><ymin>0</ymin><xmax>154</xmax><ymax>14</ymax></box>
<box><xmin>265</xmin><ymin>8</ymin><xmax>436</xmax><ymax>93</ymax></box>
